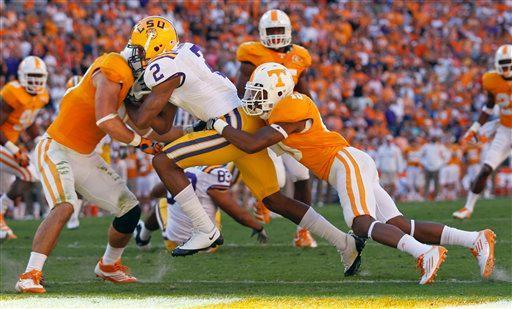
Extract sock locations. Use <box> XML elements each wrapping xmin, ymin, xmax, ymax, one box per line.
<box><xmin>25</xmin><ymin>252</ymin><xmax>47</xmax><ymax>272</ymax></box>
<box><xmin>0</xmin><ymin>194</ymin><xmax>14</xmax><ymax>214</ymax></box>
<box><xmin>299</xmin><ymin>207</ymin><xmax>349</xmax><ymax>252</ymax></box>
<box><xmin>139</xmin><ymin>223</ymin><xmax>152</xmax><ymax>241</ymax></box>
<box><xmin>174</xmin><ymin>184</ymin><xmax>214</xmax><ymax>233</ymax></box>
<box><xmin>440</xmin><ymin>226</ymin><xmax>478</xmax><ymax>248</ymax></box>
<box><xmin>397</xmin><ymin>234</ymin><xmax>432</xmax><ymax>258</ymax></box>
<box><xmin>102</xmin><ymin>244</ymin><xmax>125</xmax><ymax>265</ymax></box>
<box><xmin>464</xmin><ymin>192</ymin><xmax>480</xmax><ymax>212</ymax></box>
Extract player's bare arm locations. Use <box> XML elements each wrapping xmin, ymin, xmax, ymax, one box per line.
<box><xmin>463</xmin><ymin>92</ymin><xmax>495</xmax><ymax>143</ymax></box>
<box><xmin>236</xmin><ymin>62</ymin><xmax>256</xmax><ymax>98</ymax></box>
<box><xmin>219</xmin><ymin>120</ymin><xmax>308</xmax><ymax>154</ymax></box>
<box><xmin>93</xmin><ymin>72</ymin><xmax>139</xmax><ymax>144</ymax></box>
<box><xmin>128</xmin><ymin>77</ymin><xmax>181</xmax><ymax>133</ymax></box>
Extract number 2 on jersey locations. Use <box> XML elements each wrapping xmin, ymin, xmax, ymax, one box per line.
<box><xmin>150</xmin><ymin>63</ymin><xmax>165</xmax><ymax>82</ymax></box>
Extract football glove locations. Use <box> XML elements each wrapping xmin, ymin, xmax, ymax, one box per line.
<box><xmin>462</xmin><ymin>122</ymin><xmax>481</xmax><ymax>144</ymax></box>
<box><xmin>183</xmin><ymin>120</ymin><xmax>208</xmax><ymax>134</ymax></box>
<box><xmin>14</xmin><ymin>151</ymin><xmax>30</xmax><ymax>168</ymax></box>
<box><xmin>137</xmin><ymin>138</ymin><xmax>163</xmax><ymax>155</ymax></box>
<box><xmin>251</xmin><ymin>227</ymin><xmax>269</xmax><ymax>244</ymax></box>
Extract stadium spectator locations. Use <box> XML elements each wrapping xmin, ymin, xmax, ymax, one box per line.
<box><xmin>420</xmin><ymin>137</ymin><xmax>450</xmax><ymax>200</ymax></box>
<box><xmin>376</xmin><ymin>135</ymin><xmax>405</xmax><ymax>197</ymax></box>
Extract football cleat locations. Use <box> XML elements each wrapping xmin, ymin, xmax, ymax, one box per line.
<box><xmin>133</xmin><ymin>220</ymin><xmax>151</xmax><ymax>251</ymax></box>
<box><xmin>452</xmin><ymin>208</ymin><xmax>472</xmax><ymax>219</ymax></box>
<box><xmin>470</xmin><ymin>229</ymin><xmax>496</xmax><ymax>278</ymax></box>
<box><xmin>15</xmin><ymin>269</ymin><xmax>46</xmax><ymax>293</ymax></box>
<box><xmin>94</xmin><ymin>258</ymin><xmax>137</xmax><ymax>283</ymax></box>
<box><xmin>342</xmin><ymin>231</ymin><xmax>366</xmax><ymax>277</ymax></box>
<box><xmin>66</xmin><ymin>216</ymin><xmax>80</xmax><ymax>230</ymax></box>
<box><xmin>171</xmin><ymin>227</ymin><xmax>223</xmax><ymax>257</ymax></box>
<box><xmin>293</xmin><ymin>228</ymin><xmax>318</xmax><ymax>248</ymax></box>
<box><xmin>417</xmin><ymin>246</ymin><xmax>448</xmax><ymax>285</ymax></box>
<box><xmin>253</xmin><ymin>201</ymin><xmax>271</xmax><ymax>224</ymax></box>
<box><xmin>0</xmin><ymin>214</ymin><xmax>17</xmax><ymax>240</ymax></box>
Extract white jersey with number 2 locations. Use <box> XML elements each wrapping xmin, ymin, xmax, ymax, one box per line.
<box><xmin>143</xmin><ymin>42</ymin><xmax>240</xmax><ymax>121</ymax></box>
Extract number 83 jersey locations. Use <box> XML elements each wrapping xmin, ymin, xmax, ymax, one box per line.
<box><xmin>143</xmin><ymin>42</ymin><xmax>241</xmax><ymax>121</ymax></box>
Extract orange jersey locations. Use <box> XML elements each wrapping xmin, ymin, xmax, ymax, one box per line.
<box><xmin>0</xmin><ymin>80</ymin><xmax>49</xmax><ymax>143</ymax></box>
<box><xmin>267</xmin><ymin>93</ymin><xmax>349</xmax><ymax>180</ymax></box>
<box><xmin>404</xmin><ymin>145</ymin><xmax>422</xmax><ymax>167</ymax></box>
<box><xmin>237</xmin><ymin>42</ymin><xmax>311</xmax><ymax>84</ymax></box>
<box><xmin>465</xmin><ymin>145</ymin><xmax>481</xmax><ymax>165</ymax></box>
<box><xmin>47</xmin><ymin>53</ymin><xmax>134</xmax><ymax>154</ymax></box>
<box><xmin>126</xmin><ymin>153</ymin><xmax>138</xmax><ymax>179</ymax></box>
<box><xmin>482</xmin><ymin>71</ymin><xmax>512</xmax><ymax>127</ymax></box>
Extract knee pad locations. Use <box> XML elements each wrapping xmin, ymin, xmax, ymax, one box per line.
<box><xmin>112</xmin><ymin>206</ymin><xmax>141</xmax><ymax>234</ymax></box>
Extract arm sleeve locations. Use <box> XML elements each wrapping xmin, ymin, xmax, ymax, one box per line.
<box><xmin>99</xmin><ymin>53</ymin><xmax>133</xmax><ymax>85</ymax></box>
<box><xmin>0</xmin><ymin>84</ymin><xmax>21</xmax><ymax>109</ymax></box>
<box><xmin>267</xmin><ymin>96</ymin><xmax>311</xmax><ymax>124</ymax></box>
<box><xmin>143</xmin><ymin>56</ymin><xmax>185</xmax><ymax>89</ymax></box>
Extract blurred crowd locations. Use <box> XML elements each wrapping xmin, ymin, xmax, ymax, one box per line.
<box><xmin>1</xmin><ymin>1</ymin><xmax>512</xmax><ymax>219</ymax></box>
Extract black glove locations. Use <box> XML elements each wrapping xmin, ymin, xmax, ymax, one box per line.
<box><xmin>251</xmin><ymin>227</ymin><xmax>269</xmax><ymax>244</ymax></box>
<box><xmin>184</xmin><ymin>120</ymin><xmax>208</xmax><ymax>134</ymax></box>
<box><xmin>205</xmin><ymin>118</ymin><xmax>218</xmax><ymax>130</ymax></box>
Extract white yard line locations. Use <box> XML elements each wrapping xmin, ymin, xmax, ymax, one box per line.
<box><xmin>0</xmin><ymin>296</ymin><xmax>240</xmax><ymax>309</ymax></box>
<box><xmin>445</xmin><ymin>301</ymin><xmax>512</xmax><ymax>309</ymax></box>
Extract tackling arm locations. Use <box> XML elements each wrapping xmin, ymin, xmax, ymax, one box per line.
<box><xmin>218</xmin><ymin>120</ymin><xmax>305</xmax><ymax>154</ymax></box>
<box><xmin>462</xmin><ymin>92</ymin><xmax>495</xmax><ymax>143</ymax></box>
<box><xmin>93</xmin><ymin>72</ymin><xmax>139</xmax><ymax>145</ymax></box>
<box><xmin>236</xmin><ymin>62</ymin><xmax>256</xmax><ymax>98</ymax></box>
<box><xmin>127</xmin><ymin>77</ymin><xmax>180</xmax><ymax>133</ymax></box>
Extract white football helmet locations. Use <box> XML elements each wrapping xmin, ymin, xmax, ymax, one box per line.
<box><xmin>495</xmin><ymin>44</ymin><xmax>512</xmax><ymax>78</ymax></box>
<box><xmin>242</xmin><ymin>62</ymin><xmax>295</xmax><ymax>119</ymax></box>
<box><xmin>18</xmin><ymin>56</ymin><xmax>48</xmax><ymax>94</ymax></box>
<box><xmin>259</xmin><ymin>9</ymin><xmax>292</xmax><ymax>49</ymax></box>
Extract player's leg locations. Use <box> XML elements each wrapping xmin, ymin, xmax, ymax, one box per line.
<box><xmin>74</xmin><ymin>152</ymin><xmax>140</xmax><ymax>283</ymax></box>
<box><xmin>282</xmin><ymin>153</ymin><xmax>317</xmax><ymax>248</ymax></box>
<box><xmin>456</xmin><ymin>126</ymin><xmax>511</xmax><ymax>219</ymax></box>
<box><xmin>235</xmin><ymin>150</ymin><xmax>364</xmax><ymax>276</ymax></box>
<box><xmin>134</xmin><ymin>204</ymin><xmax>160</xmax><ymax>250</ymax></box>
<box><xmin>334</xmin><ymin>147</ymin><xmax>446</xmax><ymax>284</ymax></box>
<box><xmin>16</xmin><ymin>138</ymin><xmax>79</xmax><ymax>293</ymax></box>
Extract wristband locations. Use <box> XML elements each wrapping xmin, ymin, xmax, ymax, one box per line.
<box><xmin>142</xmin><ymin>128</ymin><xmax>153</xmax><ymax>138</ymax></box>
<box><xmin>213</xmin><ymin>119</ymin><xmax>229</xmax><ymax>134</ymax></box>
<box><xmin>129</xmin><ymin>133</ymin><xmax>142</xmax><ymax>146</ymax></box>
<box><xmin>482</xmin><ymin>105</ymin><xmax>493</xmax><ymax>114</ymax></box>
<box><xmin>270</xmin><ymin>124</ymin><xmax>288</xmax><ymax>138</ymax></box>
<box><xmin>4</xmin><ymin>141</ymin><xmax>20</xmax><ymax>154</ymax></box>
<box><xmin>96</xmin><ymin>113</ymin><xmax>118</xmax><ymax>126</ymax></box>
<box><xmin>469</xmin><ymin>122</ymin><xmax>481</xmax><ymax>132</ymax></box>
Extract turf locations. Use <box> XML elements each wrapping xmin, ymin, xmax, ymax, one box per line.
<box><xmin>1</xmin><ymin>198</ymin><xmax>511</xmax><ymax>305</ymax></box>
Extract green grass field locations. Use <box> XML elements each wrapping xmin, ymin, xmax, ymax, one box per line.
<box><xmin>1</xmin><ymin>198</ymin><xmax>511</xmax><ymax>307</ymax></box>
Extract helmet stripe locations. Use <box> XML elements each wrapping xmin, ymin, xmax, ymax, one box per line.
<box><xmin>270</xmin><ymin>10</ymin><xmax>278</xmax><ymax>22</ymax></box>
<box><xmin>34</xmin><ymin>57</ymin><xmax>41</xmax><ymax>69</ymax></box>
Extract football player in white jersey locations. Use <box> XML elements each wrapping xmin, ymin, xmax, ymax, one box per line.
<box><xmin>125</xmin><ymin>16</ymin><xmax>364</xmax><ymax>276</ymax></box>
<box><xmin>134</xmin><ymin>165</ymin><xmax>268</xmax><ymax>251</ymax></box>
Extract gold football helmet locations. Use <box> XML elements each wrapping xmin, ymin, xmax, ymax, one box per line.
<box><xmin>125</xmin><ymin>16</ymin><xmax>179</xmax><ymax>74</ymax></box>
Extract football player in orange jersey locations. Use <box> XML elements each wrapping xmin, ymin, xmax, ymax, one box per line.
<box><xmin>1</xmin><ymin>56</ymin><xmax>49</xmax><ymax>241</ymax></box>
<box><xmin>15</xmin><ymin>46</ymin><xmax>164</xmax><ymax>293</ymax></box>
<box><xmin>236</xmin><ymin>9</ymin><xmax>316</xmax><ymax>248</ymax></box>
<box><xmin>455</xmin><ymin>44</ymin><xmax>512</xmax><ymax>219</ymax></box>
<box><xmin>208</xmin><ymin>63</ymin><xmax>496</xmax><ymax>284</ymax></box>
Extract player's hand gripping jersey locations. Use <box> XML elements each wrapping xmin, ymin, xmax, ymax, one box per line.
<box><xmin>237</xmin><ymin>42</ymin><xmax>311</xmax><ymax>84</ymax></box>
<box><xmin>0</xmin><ymin>81</ymin><xmax>49</xmax><ymax>143</ymax></box>
<box><xmin>482</xmin><ymin>71</ymin><xmax>512</xmax><ymax>127</ymax></box>
<box><xmin>267</xmin><ymin>93</ymin><xmax>349</xmax><ymax>180</ymax></box>
<box><xmin>144</xmin><ymin>42</ymin><xmax>240</xmax><ymax>121</ymax></box>
<box><xmin>47</xmin><ymin>53</ymin><xmax>134</xmax><ymax>154</ymax></box>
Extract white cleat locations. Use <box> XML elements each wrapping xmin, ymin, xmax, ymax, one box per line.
<box><xmin>66</xmin><ymin>216</ymin><xmax>80</xmax><ymax>230</ymax></box>
<box><xmin>417</xmin><ymin>246</ymin><xmax>448</xmax><ymax>285</ymax></box>
<box><xmin>94</xmin><ymin>258</ymin><xmax>137</xmax><ymax>283</ymax></box>
<box><xmin>471</xmin><ymin>229</ymin><xmax>496</xmax><ymax>278</ymax></box>
<box><xmin>15</xmin><ymin>269</ymin><xmax>46</xmax><ymax>293</ymax></box>
<box><xmin>452</xmin><ymin>208</ymin><xmax>472</xmax><ymax>219</ymax></box>
<box><xmin>341</xmin><ymin>232</ymin><xmax>366</xmax><ymax>277</ymax></box>
<box><xmin>171</xmin><ymin>227</ymin><xmax>223</xmax><ymax>257</ymax></box>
